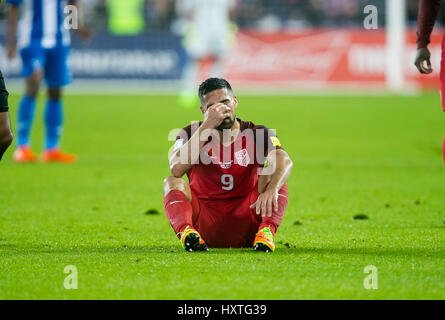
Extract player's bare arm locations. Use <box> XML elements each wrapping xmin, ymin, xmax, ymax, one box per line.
<box><xmin>0</xmin><ymin>112</ymin><xmax>13</xmax><ymax>160</ymax></box>
<box><xmin>251</xmin><ymin>149</ymin><xmax>293</xmax><ymax>217</ymax></box>
<box><xmin>414</xmin><ymin>0</ymin><xmax>441</xmax><ymax>74</ymax></box>
<box><xmin>7</xmin><ymin>4</ymin><xmax>19</xmax><ymax>60</ymax></box>
<box><xmin>169</xmin><ymin>103</ymin><xmax>233</xmax><ymax>177</ymax></box>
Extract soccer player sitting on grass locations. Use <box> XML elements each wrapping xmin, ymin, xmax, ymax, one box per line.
<box><xmin>163</xmin><ymin>78</ymin><xmax>293</xmax><ymax>252</ymax></box>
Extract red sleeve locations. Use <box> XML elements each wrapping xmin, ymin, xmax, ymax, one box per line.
<box><xmin>175</xmin><ymin>125</ymin><xmax>191</xmax><ymax>142</ymax></box>
<box><xmin>417</xmin><ymin>0</ymin><xmax>441</xmax><ymax>49</ymax></box>
<box><xmin>174</xmin><ymin>122</ymin><xmax>202</xmax><ymax>145</ymax></box>
<box><xmin>252</xmin><ymin>125</ymin><xmax>283</xmax><ymax>165</ymax></box>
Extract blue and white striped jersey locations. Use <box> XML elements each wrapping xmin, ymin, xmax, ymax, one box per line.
<box><xmin>7</xmin><ymin>0</ymin><xmax>71</xmax><ymax>49</ymax></box>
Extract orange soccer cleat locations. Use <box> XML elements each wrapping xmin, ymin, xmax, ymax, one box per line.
<box><xmin>253</xmin><ymin>226</ymin><xmax>275</xmax><ymax>252</ymax></box>
<box><xmin>41</xmin><ymin>149</ymin><xmax>77</xmax><ymax>163</ymax></box>
<box><xmin>13</xmin><ymin>146</ymin><xmax>37</xmax><ymax>163</ymax></box>
<box><xmin>178</xmin><ymin>226</ymin><xmax>208</xmax><ymax>252</ymax></box>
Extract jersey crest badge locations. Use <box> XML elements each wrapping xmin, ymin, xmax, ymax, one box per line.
<box><xmin>235</xmin><ymin>149</ymin><xmax>250</xmax><ymax>167</ymax></box>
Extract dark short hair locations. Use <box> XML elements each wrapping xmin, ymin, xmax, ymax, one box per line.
<box><xmin>198</xmin><ymin>78</ymin><xmax>233</xmax><ymax>102</ymax></box>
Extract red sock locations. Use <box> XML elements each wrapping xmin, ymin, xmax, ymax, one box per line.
<box><xmin>259</xmin><ymin>185</ymin><xmax>288</xmax><ymax>236</ymax></box>
<box><xmin>164</xmin><ymin>190</ymin><xmax>193</xmax><ymax>238</ymax></box>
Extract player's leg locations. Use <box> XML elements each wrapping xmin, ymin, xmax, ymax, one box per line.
<box><xmin>254</xmin><ymin>175</ymin><xmax>289</xmax><ymax>233</ymax></box>
<box><xmin>252</xmin><ymin>183</ymin><xmax>289</xmax><ymax>252</ymax></box>
<box><xmin>257</xmin><ymin>193</ymin><xmax>288</xmax><ymax>236</ymax></box>
<box><xmin>13</xmin><ymin>46</ymin><xmax>44</xmax><ymax>163</ymax></box>
<box><xmin>163</xmin><ymin>176</ymin><xmax>208</xmax><ymax>251</ymax></box>
<box><xmin>41</xmin><ymin>46</ymin><xmax>75</xmax><ymax>163</ymax></box>
<box><xmin>191</xmin><ymin>182</ymin><xmax>287</xmax><ymax>249</ymax></box>
<box><xmin>40</xmin><ymin>87</ymin><xmax>75</xmax><ymax>163</ymax></box>
<box><xmin>45</xmin><ymin>87</ymin><xmax>63</xmax><ymax>151</ymax></box>
<box><xmin>163</xmin><ymin>176</ymin><xmax>193</xmax><ymax>231</ymax></box>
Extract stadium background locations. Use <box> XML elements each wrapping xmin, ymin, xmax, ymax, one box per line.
<box><xmin>0</xmin><ymin>1</ymin><xmax>444</xmax><ymax>300</ymax></box>
<box><xmin>1</xmin><ymin>0</ymin><xmax>445</xmax><ymax>92</ymax></box>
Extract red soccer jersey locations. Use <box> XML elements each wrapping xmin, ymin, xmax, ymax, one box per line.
<box><xmin>174</xmin><ymin>119</ymin><xmax>283</xmax><ymax>200</ymax></box>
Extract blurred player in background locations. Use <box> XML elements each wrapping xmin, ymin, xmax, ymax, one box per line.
<box><xmin>6</xmin><ymin>0</ymin><xmax>90</xmax><ymax>163</ymax></box>
<box><xmin>414</xmin><ymin>0</ymin><xmax>445</xmax><ymax>165</ymax></box>
<box><xmin>176</xmin><ymin>0</ymin><xmax>237</xmax><ymax>108</ymax></box>
<box><xmin>164</xmin><ymin>78</ymin><xmax>293</xmax><ymax>252</ymax></box>
<box><xmin>0</xmin><ymin>71</ymin><xmax>13</xmax><ymax>161</ymax></box>
<box><xmin>106</xmin><ymin>0</ymin><xmax>145</xmax><ymax>36</ymax></box>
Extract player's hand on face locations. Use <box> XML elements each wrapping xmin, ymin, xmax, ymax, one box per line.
<box><xmin>250</xmin><ymin>188</ymin><xmax>279</xmax><ymax>218</ymax></box>
<box><xmin>203</xmin><ymin>103</ymin><xmax>232</xmax><ymax>129</ymax></box>
<box><xmin>414</xmin><ymin>47</ymin><xmax>433</xmax><ymax>74</ymax></box>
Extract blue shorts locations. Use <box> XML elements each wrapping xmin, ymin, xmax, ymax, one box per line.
<box><xmin>19</xmin><ymin>45</ymin><xmax>72</xmax><ymax>88</ymax></box>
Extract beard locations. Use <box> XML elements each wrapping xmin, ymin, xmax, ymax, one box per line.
<box><xmin>217</xmin><ymin>116</ymin><xmax>235</xmax><ymax>131</ymax></box>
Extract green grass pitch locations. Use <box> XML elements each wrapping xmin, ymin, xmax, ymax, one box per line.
<box><xmin>0</xmin><ymin>92</ymin><xmax>444</xmax><ymax>299</ymax></box>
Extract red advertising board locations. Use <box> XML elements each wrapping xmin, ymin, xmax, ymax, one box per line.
<box><xmin>224</xmin><ymin>28</ymin><xmax>444</xmax><ymax>90</ymax></box>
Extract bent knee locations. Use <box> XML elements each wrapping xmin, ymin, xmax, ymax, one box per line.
<box><xmin>163</xmin><ymin>176</ymin><xmax>190</xmax><ymax>196</ymax></box>
<box><xmin>25</xmin><ymin>72</ymin><xmax>43</xmax><ymax>98</ymax></box>
<box><xmin>163</xmin><ymin>176</ymin><xmax>185</xmax><ymax>187</ymax></box>
<box><xmin>48</xmin><ymin>87</ymin><xmax>62</xmax><ymax>100</ymax></box>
